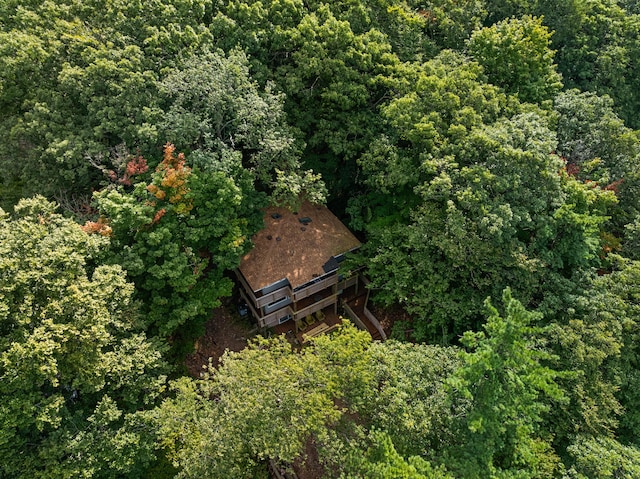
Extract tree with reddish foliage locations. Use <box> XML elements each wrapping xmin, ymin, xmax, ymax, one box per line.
<box><xmin>117</xmin><ymin>155</ymin><xmax>149</xmax><ymax>186</ymax></box>
<box><xmin>88</xmin><ymin>145</ymin><xmax>150</xmax><ymax>188</ymax></box>
<box><xmin>89</xmin><ymin>144</ymin><xmax>265</xmax><ymax>349</ymax></box>
<box><xmin>554</xmin><ymin>89</ymin><xmax>640</xmax><ymax>232</ymax></box>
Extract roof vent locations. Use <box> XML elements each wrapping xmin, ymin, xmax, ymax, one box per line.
<box><xmin>271</xmin><ymin>213</ymin><xmax>282</xmax><ymax>219</ymax></box>
<box><xmin>323</xmin><ymin>256</ymin><xmax>340</xmax><ymax>273</ymax></box>
<box><xmin>298</xmin><ymin>217</ymin><xmax>312</xmax><ymax>225</ymax></box>
<box><xmin>267</xmin><ymin>235</ymin><xmax>272</xmax><ymax>240</ymax></box>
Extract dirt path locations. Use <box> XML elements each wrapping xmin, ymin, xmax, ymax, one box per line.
<box><xmin>185</xmin><ymin>305</ymin><xmax>256</xmax><ymax>377</ymax></box>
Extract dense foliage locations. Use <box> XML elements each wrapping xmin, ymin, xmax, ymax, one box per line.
<box><xmin>0</xmin><ymin>197</ymin><xmax>166</xmax><ymax>477</ymax></box>
<box><xmin>2</xmin><ymin>0</ymin><xmax>640</xmax><ymax>477</ymax></box>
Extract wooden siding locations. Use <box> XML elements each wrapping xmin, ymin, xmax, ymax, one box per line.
<box><xmin>261</xmin><ymin>306</ymin><xmax>295</xmax><ymax>329</ymax></box>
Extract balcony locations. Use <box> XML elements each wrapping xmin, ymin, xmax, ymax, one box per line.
<box><xmin>292</xmin><ymin>273</ymin><xmax>338</xmax><ymax>302</ymax></box>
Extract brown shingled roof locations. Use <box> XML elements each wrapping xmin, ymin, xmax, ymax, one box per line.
<box><xmin>238</xmin><ymin>201</ymin><xmax>361</xmax><ymax>291</ymax></box>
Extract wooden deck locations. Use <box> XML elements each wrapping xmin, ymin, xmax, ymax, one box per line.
<box><xmin>271</xmin><ymin>305</ymin><xmax>342</xmax><ymax>346</ymax></box>
<box><xmin>268</xmin><ymin>278</ymin><xmax>385</xmax><ymax>345</ymax></box>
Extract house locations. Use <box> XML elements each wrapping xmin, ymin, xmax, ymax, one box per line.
<box><xmin>235</xmin><ymin>201</ymin><xmax>362</xmax><ymax>330</ymax></box>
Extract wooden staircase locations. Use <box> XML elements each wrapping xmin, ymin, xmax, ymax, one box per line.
<box><xmin>341</xmin><ymin>293</ymin><xmax>386</xmax><ymax>341</ymax></box>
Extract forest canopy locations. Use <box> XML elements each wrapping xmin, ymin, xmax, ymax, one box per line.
<box><xmin>2</xmin><ymin>0</ymin><xmax>640</xmax><ymax>477</ymax></box>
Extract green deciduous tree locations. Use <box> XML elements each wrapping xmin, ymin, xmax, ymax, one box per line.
<box><xmin>537</xmin><ymin>0</ymin><xmax>640</xmax><ymax>128</ymax></box>
<box><xmin>408</xmin><ymin>0</ymin><xmax>486</xmax><ymax>51</ymax></box>
<box><xmin>482</xmin><ymin>0</ymin><xmax>534</xmax><ymax>25</ymax></box>
<box><xmin>153</xmin><ymin>326</ymin><xmax>369</xmax><ymax>478</ymax></box>
<box><xmin>0</xmin><ymin>0</ymin><xmax>213</xmax><ymax>199</ymax></box>
<box><xmin>91</xmin><ymin>145</ymin><xmax>265</xmax><ymax>345</ymax></box>
<box><xmin>353</xmin><ymin>50</ymin><xmax>506</xmax><ymax>229</ymax></box>
<box><xmin>358</xmin><ymin>69</ymin><xmax>615</xmax><ymax>339</ymax></box>
<box><xmin>271</xmin><ymin>6</ymin><xmax>407</xmax><ymax>200</ymax></box>
<box><xmin>0</xmin><ymin>196</ymin><xmax>166</xmax><ymax>478</ymax></box>
<box><xmin>468</xmin><ymin>15</ymin><xmax>562</xmax><ymax>104</ymax></box>
<box><xmin>553</xmin><ymin>89</ymin><xmax>640</xmax><ymax>231</ymax></box>
<box><xmin>588</xmin><ymin>257</ymin><xmax>640</xmax><ymax>445</ymax></box>
<box><xmin>565</xmin><ymin>435</ymin><xmax>640</xmax><ymax>478</ymax></box>
<box><xmin>304</xmin><ymin>0</ymin><xmax>434</xmax><ymax>61</ymax></box>
<box><xmin>465</xmin><ymin>0</ymin><xmax>640</xmax><ymax>128</ymax></box>
<box><xmin>153</xmin><ymin>324</ymin><xmax>460</xmax><ymax>478</ymax></box>
<box><xmin>545</xmin><ymin>275</ymin><xmax>624</xmax><ymax>450</ymax></box>
<box><xmin>209</xmin><ymin>0</ymin><xmax>412</xmax><ymax>201</ymax></box>
<box><xmin>158</xmin><ymin>48</ymin><xmax>326</xmax><ymax>207</ymax></box>
<box><xmin>520</xmin><ymin>253</ymin><xmax>640</xmax><ymax>460</ymax></box>
<box><xmin>623</xmin><ymin>217</ymin><xmax>640</xmax><ymax>260</ymax></box>
<box><xmin>362</xmin><ymin>341</ymin><xmax>463</xmax><ymax>460</ymax></box>
<box><xmin>340</xmin><ymin>430</ymin><xmax>453</xmax><ymax>479</ymax></box>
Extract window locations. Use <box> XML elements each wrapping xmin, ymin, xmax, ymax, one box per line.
<box><xmin>263</xmin><ymin>296</ymin><xmax>292</xmax><ymax>314</ymax></box>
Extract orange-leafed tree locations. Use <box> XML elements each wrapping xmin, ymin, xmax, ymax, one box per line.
<box><xmin>88</xmin><ymin>144</ymin><xmax>266</xmax><ymax>349</ymax></box>
<box><xmin>147</xmin><ymin>143</ymin><xmax>193</xmax><ymax>214</ymax></box>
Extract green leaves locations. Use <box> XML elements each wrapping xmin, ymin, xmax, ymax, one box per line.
<box><xmin>468</xmin><ymin>15</ymin><xmax>562</xmax><ymax>104</ymax></box>
<box><xmin>357</xmin><ymin>49</ymin><xmax>617</xmax><ymax>341</ymax></box>
<box><xmin>446</xmin><ymin>289</ymin><xmax>563</xmax><ymax>478</ymax></box>
<box><xmin>537</xmin><ymin>0</ymin><xmax>640</xmax><ymax>128</ymax></box>
<box><xmin>159</xmin><ymin>48</ymin><xmax>326</xmax><ymax>206</ymax></box>
<box><xmin>566</xmin><ymin>435</ymin><xmax>640</xmax><ymax>478</ymax></box>
<box><xmin>341</xmin><ymin>430</ymin><xmax>453</xmax><ymax>479</ymax></box>
<box><xmin>0</xmin><ymin>196</ymin><xmax>166</xmax><ymax>477</ymax></box>
<box><xmin>2</xmin><ymin>2</ymin><xmax>640</xmax><ymax>477</ymax></box>
<box><xmin>554</xmin><ymin>89</ymin><xmax>640</xmax><ymax>230</ymax></box>
<box><xmin>365</xmin><ymin>341</ymin><xmax>462</xmax><ymax>459</ymax></box>
<box><xmin>154</xmin><ymin>331</ymin><xmax>352</xmax><ymax>477</ymax></box>
<box><xmin>209</xmin><ymin>0</ymin><xmax>412</xmax><ymax>199</ymax></box>
<box><xmin>153</xmin><ymin>325</ymin><xmax>461</xmax><ymax>477</ymax></box>
<box><xmin>91</xmin><ymin>145</ymin><xmax>267</xmax><ymax>342</ymax></box>
<box><xmin>0</xmin><ymin>0</ymin><xmax>213</xmax><ymax>198</ymax></box>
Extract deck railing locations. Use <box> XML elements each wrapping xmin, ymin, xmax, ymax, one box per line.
<box><xmin>255</xmin><ymin>286</ymin><xmax>293</xmax><ymax>309</ymax></box>
<box><xmin>236</xmin><ymin>269</ymin><xmax>366</xmax><ymax>330</ymax></box>
<box><xmin>236</xmin><ymin>270</ymin><xmax>339</xmax><ymax>309</ymax></box>
<box><xmin>364</xmin><ymin>304</ymin><xmax>387</xmax><ymax>340</ymax></box>
<box><xmin>337</xmin><ymin>274</ymin><xmax>358</xmax><ymax>292</ymax></box>
<box><xmin>292</xmin><ymin>274</ymin><xmax>338</xmax><ymax>302</ymax></box>
<box><xmin>341</xmin><ymin>301</ymin><xmax>368</xmax><ymax>332</ymax></box>
<box><xmin>340</xmin><ymin>290</ymin><xmax>387</xmax><ymax>341</ymax></box>
<box><xmin>294</xmin><ymin>294</ymin><xmax>337</xmax><ymax>321</ymax></box>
